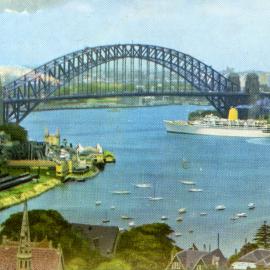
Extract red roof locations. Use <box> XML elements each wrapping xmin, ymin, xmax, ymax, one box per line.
<box><xmin>0</xmin><ymin>246</ymin><xmax>63</xmax><ymax>270</ymax></box>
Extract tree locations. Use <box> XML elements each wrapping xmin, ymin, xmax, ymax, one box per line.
<box><xmin>245</xmin><ymin>73</ymin><xmax>260</xmax><ymax>94</ymax></box>
<box><xmin>253</xmin><ymin>221</ymin><xmax>270</xmax><ymax>248</ymax></box>
<box><xmin>228</xmin><ymin>73</ymin><xmax>240</xmax><ymax>92</ymax></box>
<box><xmin>94</xmin><ymin>259</ymin><xmax>131</xmax><ymax>270</ymax></box>
<box><xmin>0</xmin><ymin>123</ymin><xmax>28</xmax><ymax>143</ymax></box>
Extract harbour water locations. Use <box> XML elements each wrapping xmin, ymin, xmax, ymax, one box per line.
<box><xmin>1</xmin><ymin>105</ymin><xmax>270</xmax><ymax>256</ymax></box>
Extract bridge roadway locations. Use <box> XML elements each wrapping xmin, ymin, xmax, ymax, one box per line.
<box><xmin>2</xmin><ymin>44</ymin><xmax>268</xmax><ymax>122</ymax></box>
<box><xmin>5</xmin><ymin>91</ymin><xmax>270</xmax><ymax>104</ymax></box>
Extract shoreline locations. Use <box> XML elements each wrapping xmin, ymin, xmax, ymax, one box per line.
<box><xmin>0</xmin><ymin>176</ymin><xmax>62</xmax><ymax>211</ymax></box>
<box><xmin>0</xmin><ymin>167</ymin><xmax>101</xmax><ymax>211</ymax></box>
<box><xmin>34</xmin><ymin>102</ymin><xmax>209</xmax><ymax>113</ymax></box>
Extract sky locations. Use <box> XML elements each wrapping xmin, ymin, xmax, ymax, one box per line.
<box><xmin>0</xmin><ymin>0</ymin><xmax>269</xmax><ymax>71</ymax></box>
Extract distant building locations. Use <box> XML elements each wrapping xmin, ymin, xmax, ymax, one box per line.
<box><xmin>72</xmin><ymin>223</ymin><xmax>119</xmax><ymax>257</ymax></box>
<box><xmin>0</xmin><ymin>201</ymin><xmax>65</xmax><ymax>270</ymax></box>
<box><xmin>44</xmin><ymin>128</ymin><xmax>60</xmax><ymax>146</ymax></box>
<box><xmin>231</xmin><ymin>249</ymin><xmax>270</xmax><ymax>270</ymax></box>
<box><xmin>166</xmin><ymin>247</ymin><xmax>227</xmax><ymax>270</ymax></box>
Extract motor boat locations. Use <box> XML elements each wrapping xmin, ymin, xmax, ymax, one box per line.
<box><xmin>215</xmin><ymin>205</ymin><xmax>226</xmax><ymax>211</ymax></box>
<box><xmin>135</xmin><ymin>183</ymin><xmax>152</xmax><ymax>188</ymax></box>
<box><xmin>121</xmin><ymin>215</ymin><xmax>133</xmax><ymax>220</ymax></box>
<box><xmin>95</xmin><ymin>201</ymin><xmax>102</xmax><ymax>206</ymax></box>
<box><xmin>189</xmin><ymin>188</ymin><xmax>203</xmax><ymax>192</ymax></box>
<box><xmin>112</xmin><ymin>190</ymin><xmax>131</xmax><ymax>195</ymax></box>
<box><xmin>248</xmin><ymin>203</ymin><xmax>255</xmax><ymax>210</ymax></box>
<box><xmin>175</xmin><ymin>232</ymin><xmax>182</xmax><ymax>237</ymax></box>
<box><xmin>236</xmin><ymin>213</ymin><xmax>247</xmax><ymax>218</ymax></box>
<box><xmin>180</xmin><ymin>180</ymin><xmax>195</xmax><ymax>185</ymax></box>
<box><xmin>199</xmin><ymin>212</ymin><xmax>207</xmax><ymax>216</ymax></box>
<box><xmin>178</xmin><ymin>208</ymin><xmax>187</xmax><ymax>214</ymax></box>
<box><xmin>161</xmin><ymin>216</ymin><xmax>168</xmax><ymax>220</ymax></box>
<box><xmin>176</xmin><ymin>217</ymin><xmax>183</xmax><ymax>222</ymax></box>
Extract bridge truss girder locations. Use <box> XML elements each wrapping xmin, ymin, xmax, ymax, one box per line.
<box><xmin>3</xmin><ymin>44</ymin><xmax>241</xmax><ymax>123</ymax></box>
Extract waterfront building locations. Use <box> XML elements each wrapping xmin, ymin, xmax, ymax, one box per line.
<box><xmin>231</xmin><ymin>249</ymin><xmax>270</xmax><ymax>270</ymax></box>
<box><xmin>44</xmin><ymin>128</ymin><xmax>60</xmax><ymax>146</ymax></box>
<box><xmin>166</xmin><ymin>247</ymin><xmax>227</xmax><ymax>270</ymax></box>
<box><xmin>0</xmin><ymin>201</ymin><xmax>65</xmax><ymax>270</ymax></box>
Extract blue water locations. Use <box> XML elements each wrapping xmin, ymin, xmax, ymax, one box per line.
<box><xmin>1</xmin><ymin>105</ymin><xmax>270</xmax><ymax>256</ymax></box>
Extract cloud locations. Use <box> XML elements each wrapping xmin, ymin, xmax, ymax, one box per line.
<box><xmin>0</xmin><ymin>0</ymin><xmax>66</xmax><ymax>13</ymax></box>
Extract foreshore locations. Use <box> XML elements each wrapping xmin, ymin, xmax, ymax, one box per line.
<box><xmin>0</xmin><ymin>167</ymin><xmax>101</xmax><ymax>211</ymax></box>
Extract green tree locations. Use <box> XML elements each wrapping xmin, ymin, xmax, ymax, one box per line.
<box><xmin>0</xmin><ymin>123</ymin><xmax>28</xmax><ymax>143</ymax></box>
<box><xmin>116</xmin><ymin>223</ymin><xmax>177</xmax><ymax>270</ymax></box>
<box><xmin>253</xmin><ymin>221</ymin><xmax>270</xmax><ymax>248</ymax></box>
<box><xmin>94</xmin><ymin>259</ymin><xmax>131</xmax><ymax>270</ymax></box>
<box><xmin>245</xmin><ymin>73</ymin><xmax>260</xmax><ymax>94</ymax></box>
<box><xmin>229</xmin><ymin>242</ymin><xmax>258</xmax><ymax>264</ymax></box>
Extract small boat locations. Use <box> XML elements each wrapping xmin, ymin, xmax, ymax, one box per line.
<box><xmin>180</xmin><ymin>180</ymin><xmax>195</xmax><ymax>185</ymax></box>
<box><xmin>102</xmin><ymin>211</ymin><xmax>110</xmax><ymax>223</ymax></box>
<box><xmin>128</xmin><ymin>221</ymin><xmax>135</xmax><ymax>227</ymax></box>
<box><xmin>189</xmin><ymin>188</ymin><xmax>203</xmax><ymax>192</ymax></box>
<box><xmin>161</xmin><ymin>216</ymin><xmax>168</xmax><ymax>220</ymax></box>
<box><xmin>175</xmin><ymin>232</ymin><xmax>182</xmax><ymax>237</ymax></box>
<box><xmin>248</xmin><ymin>203</ymin><xmax>255</xmax><ymax>210</ymax></box>
<box><xmin>95</xmin><ymin>201</ymin><xmax>102</xmax><ymax>206</ymax></box>
<box><xmin>215</xmin><ymin>205</ymin><xmax>226</xmax><ymax>211</ymax></box>
<box><xmin>176</xmin><ymin>217</ymin><xmax>183</xmax><ymax>222</ymax></box>
<box><xmin>121</xmin><ymin>215</ymin><xmax>133</xmax><ymax>220</ymax></box>
<box><xmin>189</xmin><ymin>230</ymin><xmax>194</xmax><ymax>234</ymax></box>
<box><xmin>102</xmin><ymin>219</ymin><xmax>110</xmax><ymax>223</ymax></box>
<box><xmin>112</xmin><ymin>190</ymin><xmax>131</xmax><ymax>195</ymax></box>
<box><xmin>148</xmin><ymin>183</ymin><xmax>163</xmax><ymax>201</ymax></box>
<box><xmin>236</xmin><ymin>213</ymin><xmax>247</xmax><ymax>218</ymax></box>
<box><xmin>199</xmin><ymin>212</ymin><xmax>207</xmax><ymax>216</ymax></box>
<box><xmin>110</xmin><ymin>205</ymin><xmax>116</xmax><ymax>210</ymax></box>
<box><xmin>135</xmin><ymin>183</ymin><xmax>152</xmax><ymax>188</ymax></box>
<box><xmin>178</xmin><ymin>208</ymin><xmax>187</xmax><ymax>214</ymax></box>
<box><xmin>149</xmin><ymin>196</ymin><xmax>163</xmax><ymax>201</ymax></box>
<box><xmin>230</xmin><ymin>216</ymin><xmax>239</xmax><ymax>221</ymax></box>
<box><xmin>181</xmin><ymin>158</ymin><xmax>190</xmax><ymax>169</ymax></box>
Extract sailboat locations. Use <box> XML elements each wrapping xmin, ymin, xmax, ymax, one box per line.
<box><xmin>181</xmin><ymin>158</ymin><xmax>190</xmax><ymax>169</ymax></box>
<box><xmin>148</xmin><ymin>182</ymin><xmax>163</xmax><ymax>201</ymax></box>
<box><xmin>102</xmin><ymin>211</ymin><xmax>110</xmax><ymax>223</ymax></box>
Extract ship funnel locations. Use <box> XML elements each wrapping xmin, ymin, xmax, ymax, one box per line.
<box><xmin>228</xmin><ymin>107</ymin><xmax>238</xmax><ymax>121</ymax></box>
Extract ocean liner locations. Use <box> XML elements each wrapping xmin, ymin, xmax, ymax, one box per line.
<box><xmin>164</xmin><ymin>108</ymin><xmax>270</xmax><ymax>138</ymax></box>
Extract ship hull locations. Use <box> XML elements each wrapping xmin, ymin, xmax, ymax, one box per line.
<box><xmin>164</xmin><ymin>121</ymin><xmax>270</xmax><ymax>138</ymax></box>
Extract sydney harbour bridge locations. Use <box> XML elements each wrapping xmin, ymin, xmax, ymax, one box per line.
<box><xmin>1</xmin><ymin>44</ymin><xmax>267</xmax><ymax>123</ymax></box>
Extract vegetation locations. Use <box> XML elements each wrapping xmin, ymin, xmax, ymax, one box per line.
<box><xmin>1</xmin><ymin>211</ymin><xmax>177</xmax><ymax>270</ymax></box>
<box><xmin>0</xmin><ymin>123</ymin><xmax>28</xmax><ymax>143</ymax></box>
<box><xmin>188</xmin><ymin>109</ymin><xmax>220</xmax><ymax>121</ymax></box>
<box><xmin>229</xmin><ymin>242</ymin><xmax>258</xmax><ymax>264</ymax></box>
<box><xmin>0</xmin><ymin>209</ymin><xmax>106</xmax><ymax>268</ymax></box>
<box><xmin>229</xmin><ymin>221</ymin><xmax>270</xmax><ymax>264</ymax></box>
<box><xmin>116</xmin><ymin>223</ymin><xmax>178</xmax><ymax>270</ymax></box>
<box><xmin>253</xmin><ymin>221</ymin><xmax>270</xmax><ymax>248</ymax></box>
<box><xmin>94</xmin><ymin>259</ymin><xmax>131</xmax><ymax>270</ymax></box>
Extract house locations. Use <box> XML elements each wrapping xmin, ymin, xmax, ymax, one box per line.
<box><xmin>0</xmin><ymin>201</ymin><xmax>65</xmax><ymax>270</ymax></box>
<box><xmin>231</xmin><ymin>249</ymin><xmax>270</xmax><ymax>270</ymax></box>
<box><xmin>72</xmin><ymin>223</ymin><xmax>119</xmax><ymax>257</ymax></box>
<box><xmin>167</xmin><ymin>247</ymin><xmax>227</xmax><ymax>270</ymax></box>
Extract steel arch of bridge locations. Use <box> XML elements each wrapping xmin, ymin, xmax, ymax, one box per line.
<box><xmin>3</xmin><ymin>44</ymin><xmax>241</xmax><ymax>123</ymax></box>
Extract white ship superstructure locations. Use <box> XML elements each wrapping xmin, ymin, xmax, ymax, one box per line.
<box><xmin>164</xmin><ymin>108</ymin><xmax>270</xmax><ymax>138</ymax></box>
